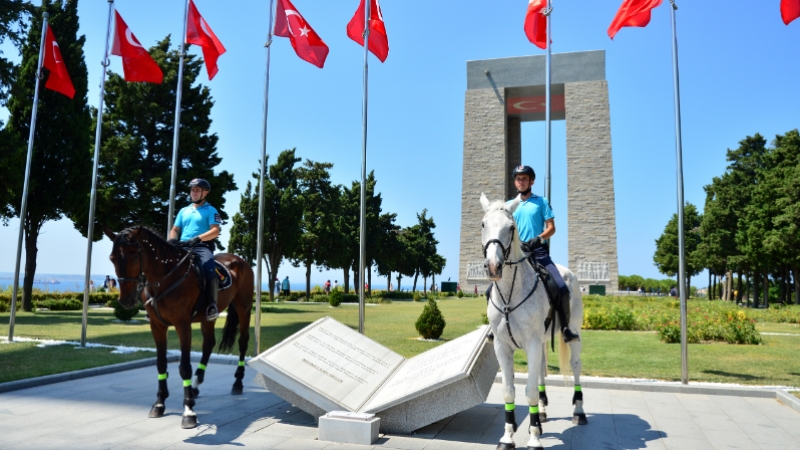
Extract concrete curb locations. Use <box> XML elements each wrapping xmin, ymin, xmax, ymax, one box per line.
<box><xmin>0</xmin><ymin>354</ymin><xmax>248</xmax><ymax>394</ymax></box>
<box><xmin>495</xmin><ymin>374</ymin><xmax>781</xmax><ymax>399</ymax></box>
<box><xmin>0</xmin><ymin>355</ymin><xmax>178</xmax><ymax>394</ymax></box>
<box><xmin>777</xmin><ymin>390</ymin><xmax>800</xmax><ymax>413</ymax></box>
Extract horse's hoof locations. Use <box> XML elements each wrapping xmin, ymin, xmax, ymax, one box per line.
<box><xmin>539</xmin><ymin>412</ymin><xmax>547</xmax><ymax>423</ymax></box>
<box><xmin>573</xmin><ymin>413</ymin><xmax>588</xmax><ymax>425</ymax></box>
<box><xmin>181</xmin><ymin>415</ymin><xmax>198</xmax><ymax>429</ymax></box>
<box><xmin>191</xmin><ymin>387</ymin><xmax>200</xmax><ymax>398</ymax></box>
<box><xmin>231</xmin><ymin>385</ymin><xmax>243</xmax><ymax>395</ymax></box>
<box><xmin>148</xmin><ymin>404</ymin><xmax>165</xmax><ymax>418</ymax></box>
<box><xmin>527</xmin><ymin>446</ymin><xmax>544</xmax><ymax>450</ymax></box>
<box><xmin>495</xmin><ymin>443</ymin><xmax>515</xmax><ymax>450</ymax></box>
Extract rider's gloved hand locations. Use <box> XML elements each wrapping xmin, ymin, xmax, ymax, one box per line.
<box><xmin>523</xmin><ymin>236</ymin><xmax>544</xmax><ymax>252</ymax></box>
<box><xmin>187</xmin><ymin>237</ymin><xmax>202</xmax><ymax>247</ymax></box>
<box><xmin>167</xmin><ymin>238</ymin><xmax>180</xmax><ymax>246</ymax></box>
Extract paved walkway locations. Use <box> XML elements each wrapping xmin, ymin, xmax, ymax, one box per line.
<box><xmin>1</xmin><ymin>362</ymin><xmax>799</xmax><ymax>450</ymax></box>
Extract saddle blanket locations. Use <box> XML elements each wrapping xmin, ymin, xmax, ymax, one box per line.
<box><xmin>214</xmin><ymin>261</ymin><xmax>232</xmax><ymax>291</ymax></box>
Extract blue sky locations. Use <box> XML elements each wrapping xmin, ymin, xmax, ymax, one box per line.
<box><xmin>1</xmin><ymin>1</ymin><xmax>798</xmax><ymax>289</ymax></box>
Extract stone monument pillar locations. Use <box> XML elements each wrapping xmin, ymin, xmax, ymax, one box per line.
<box><xmin>459</xmin><ymin>50</ymin><xmax>619</xmax><ymax>293</ymax></box>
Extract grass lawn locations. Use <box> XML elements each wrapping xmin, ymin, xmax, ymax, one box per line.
<box><xmin>2</xmin><ymin>297</ymin><xmax>800</xmax><ymax>387</ymax></box>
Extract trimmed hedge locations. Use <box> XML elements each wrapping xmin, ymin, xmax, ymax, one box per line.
<box><xmin>0</xmin><ymin>292</ymin><xmax>119</xmax><ymax>312</ymax></box>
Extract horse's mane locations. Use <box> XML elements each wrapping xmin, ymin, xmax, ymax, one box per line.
<box><xmin>116</xmin><ymin>225</ymin><xmax>187</xmax><ymax>262</ymax></box>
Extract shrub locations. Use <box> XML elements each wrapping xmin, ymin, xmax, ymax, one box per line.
<box><xmin>111</xmin><ymin>298</ymin><xmax>139</xmax><ymax>321</ymax></box>
<box><xmin>413</xmin><ymin>291</ymin><xmax>421</xmax><ymax>302</ymax></box>
<box><xmin>381</xmin><ymin>291</ymin><xmax>414</xmax><ymax>299</ymax></box>
<box><xmin>457</xmin><ymin>290</ymin><xmax>464</xmax><ymax>298</ymax></box>
<box><xmin>481</xmin><ymin>312</ymin><xmax>489</xmax><ymax>325</ymax></box>
<box><xmin>415</xmin><ymin>299</ymin><xmax>446</xmax><ymax>339</ymax></box>
<box><xmin>329</xmin><ymin>290</ymin><xmax>342</xmax><ymax>307</ymax></box>
<box><xmin>33</xmin><ymin>298</ymin><xmax>82</xmax><ymax>311</ymax></box>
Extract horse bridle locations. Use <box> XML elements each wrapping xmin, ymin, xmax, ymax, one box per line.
<box><xmin>482</xmin><ymin>212</ymin><xmax>529</xmax><ymax>266</ymax></box>
<box><xmin>116</xmin><ymin>238</ymin><xmax>195</xmax><ymax>325</ymax></box>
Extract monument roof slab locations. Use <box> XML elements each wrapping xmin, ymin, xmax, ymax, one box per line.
<box><xmin>467</xmin><ymin>50</ymin><xmax>605</xmax><ymax>90</ymax></box>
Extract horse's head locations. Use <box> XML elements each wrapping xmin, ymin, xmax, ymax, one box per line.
<box><xmin>106</xmin><ymin>226</ymin><xmax>145</xmax><ymax>309</ymax></box>
<box><xmin>480</xmin><ymin>193</ymin><xmax>522</xmax><ymax>281</ymax></box>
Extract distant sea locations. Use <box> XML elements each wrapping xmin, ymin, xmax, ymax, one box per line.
<box><xmin>0</xmin><ymin>272</ymin><xmax>390</xmax><ymax>293</ymax></box>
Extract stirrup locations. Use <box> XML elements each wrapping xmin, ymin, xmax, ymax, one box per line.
<box><xmin>206</xmin><ymin>304</ymin><xmax>219</xmax><ymax>321</ymax></box>
<box><xmin>562</xmin><ymin>327</ymin><xmax>580</xmax><ymax>343</ymax></box>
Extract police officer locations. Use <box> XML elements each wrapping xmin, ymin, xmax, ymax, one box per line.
<box><xmin>510</xmin><ymin>165</ymin><xmax>579</xmax><ymax>342</ymax></box>
<box><xmin>168</xmin><ymin>178</ymin><xmax>221</xmax><ymax>321</ymax></box>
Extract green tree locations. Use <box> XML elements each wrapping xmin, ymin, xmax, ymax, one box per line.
<box><xmin>72</xmin><ymin>35</ymin><xmax>235</xmax><ymax>241</ymax></box>
<box><xmin>653</xmin><ymin>203</ymin><xmax>703</xmax><ymax>296</ymax></box>
<box><xmin>5</xmin><ymin>0</ymin><xmax>91</xmax><ymax>311</ymax></box>
<box><xmin>292</xmin><ymin>159</ymin><xmax>340</xmax><ymax>300</ymax></box>
<box><xmin>0</xmin><ymin>0</ymin><xmax>31</xmax><ymax>105</ymax></box>
<box><xmin>228</xmin><ymin>150</ymin><xmax>303</xmax><ymax>300</ymax></box>
<box><xmin>406</xmin><ymin>209</ymin><xmax>439</xmax><ymax>293</ymax></box>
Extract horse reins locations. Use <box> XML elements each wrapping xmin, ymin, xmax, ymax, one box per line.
<box><xmin>489</xmin><ymin>265</ymin><xmax>539</xmax><ymax>349</ymax></box>
<box><xmin>117</xmin><ymin>239</ymin><xmax>195</xmax><ymax>326</ymax></box>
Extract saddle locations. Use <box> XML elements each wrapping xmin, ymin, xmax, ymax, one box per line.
<box><xmin>530</xmin><ymin>259</ymin><xmax>570</xmax><ymax>330</ymax></box>
<box><xmin>191</xmin><ymin>260</ymin><xmax>233</xmax><ymax>291</ymax></box>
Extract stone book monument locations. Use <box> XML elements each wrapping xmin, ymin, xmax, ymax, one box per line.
<box><xmin>248</xmin><ymin>317</ymin><xmax>498</xmax><ymax>434</ymax></box>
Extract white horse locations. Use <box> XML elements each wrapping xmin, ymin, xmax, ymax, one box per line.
<box><xmin>480</xmin><ymin>193</ymin><xmax>586</xmax><ymax>450</ymax></box>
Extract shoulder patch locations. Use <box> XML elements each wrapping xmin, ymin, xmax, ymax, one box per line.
<box><xmin>214</xmin><ymin>213</ymin><xmax>221</xmax><ymax>223</ymax></box>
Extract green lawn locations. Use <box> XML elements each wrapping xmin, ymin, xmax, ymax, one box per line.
<box><xmin>2</xmin><ymin>298</ymin><xmax>800</xmax><ymax>387</ymax></box>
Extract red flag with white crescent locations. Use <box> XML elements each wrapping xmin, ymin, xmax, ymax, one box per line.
<box><xmin>111</xmin><ymin>11</ymin><xmax>163</xmax><ymax>84</ymax></box>
<box><xmin>186</xmin><ymin>0</ymin><xmax>226</xmax><ymax>80</ymax></box>
<box><xmin>524</xmin><ymin>0</ymin><xmax>548</xmax><ymax>49</ymax></box>
<box><xmin>346</xmin><ymin>0</ymin><xmax>389</xmax><ymax>63</ymax></box>
<box><xmin>43</xmin><ymin>24</ymin><xmax>75</xmax><ymax>98</ymax></box>
<box><xmin>782</xmin><ymin>0</ymin><xmax>800</xmax><ymax>25</ymax></box>
<box><xmin>274</xmin><ymin>0</ymin><xmax>329</xmax><ymax>69</ymax></box>
<box><xmin>607</xmin><ymin>0</ymin><xmax>663</xmax><ymax>39</ymax></box>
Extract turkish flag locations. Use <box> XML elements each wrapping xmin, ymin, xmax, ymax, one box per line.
<box><xmin>186</xmin><ymin>0</ymin><xmax>226</xmax><ymax>80</ymax></box>
<box><xmin>608</xmin><ymin>0</ymin><xmax>663</xmax><ymax>39</ymax></box>
<box><xmin>43</xmin><ymin>25</ymin><xmax>75</xmax><ymax>98</ymax></box>
<box><xmin>782</xmin><ymin>0</ymin><xmax>800</xmax><ymax>25</ymax></box>
<box><xmin>111</xmin><ymin>11</ymin><xmax>163</xmax><ymax>84</ymax></box>
<box><xmin>524</xmin><ymin>0</ymin><xmax>548</xmax><ymax>49</ymax></box>
<box><xmin>346</xmin><ymin>0</ymin><xmax>389</xmax><ymax>63</ymax></box>
<box><xmin>274</xmin><ymin>0</ymin><xmax>329</xmax><ymax>68</ymax></box>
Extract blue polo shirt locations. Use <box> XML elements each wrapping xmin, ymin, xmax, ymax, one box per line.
<box><xmin>174</xmin><ymin>203</ymin><xmax>221</xmax><ymax>241</ymax></box>
<box><xmin>508</xmin><ymin>195</ymin><xmax>554</xmax><ymax>241</ymax></box>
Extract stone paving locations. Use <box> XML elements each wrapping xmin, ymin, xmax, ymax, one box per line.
<box><xmin>1</xmin><ymin>362</ymin><xmax>800</xmax><ymax>449</ymax></box>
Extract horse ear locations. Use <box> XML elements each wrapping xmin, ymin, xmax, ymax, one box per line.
<box><xmin>480</xmin><ymin>193</ymin><xmax>491</xmax><ymax>212</ymax></box>
<box><xmin>102</xmin><ymin>225</ymin><xmax>117</xmax><ymax>241</ymax></box>
<box><xmin>507</xmin><ymin>195</ymin><xmax>521</xmax><ymax>214</ymax></box>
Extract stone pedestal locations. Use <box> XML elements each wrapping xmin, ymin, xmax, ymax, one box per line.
<box><xmin>318</xmin><ymin>412</ymin><xmax>380</xmax><ymax>445</ymax></box>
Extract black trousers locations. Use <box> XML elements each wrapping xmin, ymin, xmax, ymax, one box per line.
<box><xmin>190</xmin><ymin>245</ymin><xmax>216</xmax><ymax>283</ymax></box>
<box><xmin>530</xmin><ymin>247</ymin><xmax>569</xmax><ymax>299</ymax></box>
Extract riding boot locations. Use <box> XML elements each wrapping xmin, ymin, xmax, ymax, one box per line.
<box><xmin>205</xmin><ymin>276</ymin><xmax>219</xmax><ymax>321</ymax></box>
<box><xmin>557</xmin><ymin>290</ymin><xmax>580</xmax><ymax>342</ymax></box>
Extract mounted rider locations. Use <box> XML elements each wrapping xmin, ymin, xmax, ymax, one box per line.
<box><xmin>509</xmin><ymin>165</ymin><xmax>579</xmax><ymax>343</ymax></box>
<box><xmin>168</xmin><ymin>178</ymin><xmax>221</xmax><ymax>321</ymax></box>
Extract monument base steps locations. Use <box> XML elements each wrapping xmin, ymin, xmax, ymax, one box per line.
<box><xmin>318</xmin><ymin>412</ymin><xmax>380</xmax><ymax>445</ymax></box>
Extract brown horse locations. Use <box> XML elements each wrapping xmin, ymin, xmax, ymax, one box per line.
<box><xmin>105</xmin><ymin>226</ymin><xmax>254</xmax><ymax>429</ymax></box>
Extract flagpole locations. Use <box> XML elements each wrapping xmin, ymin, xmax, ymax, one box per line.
<box><xmin>80</xmin><ymin>0</ymin><xmax>115</xmax><ymax>347</ymax></box>
<box><xmin>544</xmin><ymin>1</ymin><xmax>552</xmax><ymax>205</ymax></box>
<box><xmin>358</xmin><ymin>0</ymin><xmax>371</xmax><ymax>334</ymax></box>
<box><xmin>9</xmin><ymin>12</ymin><xmax>50</xmax><ymax>342</ymax></box>
<box><xmin>254</xmin><ymin>0</ymin><xmax>276</xmax><ymax>356</ymax></box>
<box><xmin>669</xmin><ymin>0</ymin><xmax>688</xmax><ymax>385</ymax></box>
<box><xmin>167</xmin><ymin>0</ymin><xmax>190</xmax><ymax>235</ymax></box>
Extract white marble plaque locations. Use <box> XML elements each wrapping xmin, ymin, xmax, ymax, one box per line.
<box><xmin>249</xmin><ymin>317</ymin><xmax>404</xmax><ymax>411</ymax></box>
<box><xmin>362</xmin><ymin>327</ymin><xmax>486</xmax><ymax>412</ymax></box>
<box><xmin>577</xmin><ymin>261</ymin><xmax>610</xmax><ymax>282</ymax></box>
<box><xmin>466</xmin><ymin>261</ymin><xmax>489</xmax><ymax>280</ymax></box>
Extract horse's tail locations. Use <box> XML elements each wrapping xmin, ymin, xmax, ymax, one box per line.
<box><xmin>558</xmin><ymin>330</ymin><xmax>571</xmax><ymax>377</ymax></box>
<box><xmin>218</xmin><ymin>304</ymin><xmax>239</xmax><ymax>353</ymax></box>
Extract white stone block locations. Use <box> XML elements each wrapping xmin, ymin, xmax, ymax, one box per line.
<box><xmin>318</xmin><ymin>412</ymin><xmax>380</xmax><ymax>445</ymax></box>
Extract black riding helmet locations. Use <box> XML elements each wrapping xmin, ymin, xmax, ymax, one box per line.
<box><xmin>512</xmin><ymin>165</ymin><xmax>536</xmax><ymax>181</ymax></box>
<box><xmin>188</xmin><ymin>178</ymin><xmax>211</xmax><ymax>190</ymax></box>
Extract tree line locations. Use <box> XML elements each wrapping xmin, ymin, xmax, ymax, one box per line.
<box><xmin>653</xmin><ymin>130</ymin><xmax>800</xmax><ymax>306</ymax></box>
<box><xmin>227</xmin><ymin>149</ymin><xmax>446</xmax><ymax>301</ymax></box>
